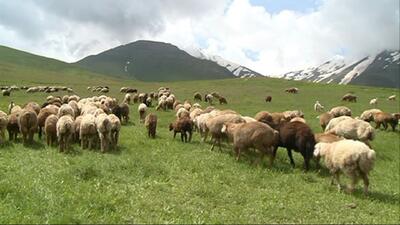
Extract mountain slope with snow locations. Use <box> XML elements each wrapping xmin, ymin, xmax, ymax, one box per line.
<box><xmin>281</xmin><ymin>50</ymin><xmax>400</xmax><ymax>88</ymax></box>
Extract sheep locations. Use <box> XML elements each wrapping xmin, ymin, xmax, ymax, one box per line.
<box><xmin>265</xmin><ymin>96</ymin><xmax>272</xmax><ymax>102</ymax></box>
<box><xmin>0</xmin><ymin>110</ymin><xmax>8</xmax><ymax>144</ymax></box>
<box><xmin>192</xmin><ymin>103</ymin><xmax>201</xmax><ymax>109</ymax></box>
<box><xmin>194</xmin><ymin>92</ymin><xmax>202</xmax><ymax>101</ymax></box>
<box><xmin>156</xmin><ymin>99</ymin><xmax>167</xmax><ymax>111</ymax></box>
<box><xmin>23</xmin><ymin>102</ymin><xmax>41</xmax><ymax>115</ymax></box>
<box><xmin>79</xmin><ymin>114</ymin><xmax>98</xmax><ymax>150</ymax></box>
<box><xmin>176</xmin><ymin>107</ymin><xmax>190</xmax><ymax>119</ymax></box>
<box><xmin>138</xmin><ymin>103</ymin><xmax>147</xmax><ymax>123</ymax></box>
<box><xmin>329</xmin><ymin>106</ymin><xmax>352</xmax><ymax>117</ymax></box>
<box><xmin>327</xmin><ymin>118</ymin><xmax>375</xmax><ymax>146</ymax></box>
<box><xmin>255</xmin><ymin>111</ymin><xmax>272</xmax><ymax>124</ymax></box>
<box><xmin>206</xmin><ymin>114</ymin><xmax>246</xmax><ymax>150</ymax></box>
<box><xmin>342</xmin><ymin>93</ymin><xmax>357</xmax><ymax>102</ymax></box>
<box><xmin>120</xmin><ymin>87</ymin><xmax>128</xmax><ymax>93</ymax></box>
<box><xmin>7</xmin><ymin>112</ymin><xmax>19</xmax><ymax>141</ymax></box>
<box><xmin>58</xmin><ymin>104</ymin><xmax>75</xmax><ymax>118</ymax></box>
<box><xmin>285</xmin><ymin>87</ymin><xmax>298</xmax><ymax>93</ymax></box>
<box><xmin>145</xmin><ymin>97</ymin><xmax>152</xmax><ymax>107</ymax></box>
<box><xmin>183</xmin><ymin>102</ymin><xmax>191</xmax><ymax>111</ymax></box>
<box><xmin>373</xmin><ymin>112</ymin><xmax>398</xmax><ymax>131</ymax></box>
<box><xmin>132</xmin><ymin>93</ymin><xmax>139</xmax><ymax>103</ymax></box>
<box><xmin>314</xmin><ymin>140</ymin><xmax>376</xmax><ymax>195</ymax></box>
<box><xmin>324</xmin><ymin>116</ymin><xmax>353</xmax><ymax>132</ymax></box>
<box><xmin>241</xmin><ymin>116</ymin><xmax>257</xmax><ymax>123</ymax></box>
<box><xmin>56</xmin><ymin>115</ymin><xmax>75</xmax><ymax>152</ymax></box>
<box><xmin>138</xmin><ymin>93</ymin><xmax>147</xmax><ymax>103</ymax></box>
<box><xmin>221</xmin><ymin>121</ymin><xmax>279</xmax><ymax>165</ymax></box>
<box><xmin>204</xmin><ymin>94</ymin><xmax>213</xmax><ymax>105</ymax></box>
<box><xmin>8</xmin><ymin>102</ymin><xmax>21</xmax><ymax>114</ymax></box>
<box><xmin>314</xmin><ymin>133</ymin><xmax>343</xmax><ymax>143</ymax></box>
<box><xmin>369</xmin><ymin>98</ymin><xmax>378</xmax><ymax>107</ymax></box>
<box><xmin>166</xmin><ymin>96</ymin><xmax>175</xmax><ymax>109</ymax></box>
<box><xmin>119</xmin><ymin>103</ymin><xmax>130</xmax><ymax>124</ymax></box>
<box><xmin>108</xmin><ymin>114</ymin><xmax>121</xmax><ymax>150</ymax></box>
<box><xmin>290</xmin><ymin>117</ymin><xmax>306</xmax><ymax>123</ymax></box>
<box><xmin>190</xmin><ymin>108</ymin><xmax>203</xmax><ymax>120</ymax></box>
<box><xmin>256</xmin><ymin>111</ymin><xmax>290</xmax><ymax>130</ymax></box>
<box><xmin>314</xmin><ymin>101</ymin><xmax>324</xmax><ymax>112</ymax></box>
<box><xmin>68</xmin><ymin>100</ymin><xmax>80</xmax><ymax>118</ymax></box>
<box><xmin>169</xmin><ymin>117</ymin><xmax>193</xmax><ymax>142</ymax></box>
<box><xmin>96</xmin><ymin>113</ymin><xmax>112</xmax><ymax>153</ymax></box>
<box><xmin>37</xmin><ymin>106</ymin><xmax>59</xmax><ymax>139</ymax></box>
<box><xmin>360</xmin><ymin>109</ymin><xmax>382</xmax><ymax>122</ymax></box>
<box><xmin>44</xmin><ymin>115</ymin><xmax>58</xmax><ymax>146</ymax></box>
<box><xmin>123</xmin><ymin>93</ymin><xmax>132</xmax><ymax>104</ymax></box>
<box><xmin>2</xmin><ymin>89</ymin><xmax>11</xmax><ymax>96</ymax></box>
<box><xmin>145</xmin><ymin>113</ymin><xmax>157</xmax><ymax>138</ymax></box>
<box><xmin>219</xmin><ymin>97</ymin><xmax>228</xmax><ymax>104</ymax></box>
<box><xmin>387</xmin><ymin>95</ymin><xmax>396</xmax><ymax>101</ymax></box>
<box><xmin>283</xmin><ymin>110</ymin><xmax>304</xmax><ymax>120</ymax></box>
<box><xmin>274</xmin><ymin>121</ymin><xmax>317</xmax><ymax>170</ymax></box>
<box><xmin>18</xmin><ymin>109</ymin><xmax>38</xmax><ymax>144</ymax></box>
<box><xmin>73</xmin><ymin>115</ymin><xmax>83</xmax><ymax>143</ymax></box>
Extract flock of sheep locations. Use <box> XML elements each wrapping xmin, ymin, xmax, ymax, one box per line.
<box><xmin>0</xmin><ymin>85</ymin><xmax>399</xmax><ymax>196</ymax></box>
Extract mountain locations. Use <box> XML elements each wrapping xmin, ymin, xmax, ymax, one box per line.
<box><xmin>186</xmin><ymin>48</ymin><xmax>262</xmax><ymax>78</ymax></box>
<box><xmin>75</xmin><ymin>40</ymin><xmax>235</xmax><ymax>81</ymax></box>
<box><xmin>280</xmin><ymin>50</ymin><xmax>400</xmax><ymax>88</ymax></box>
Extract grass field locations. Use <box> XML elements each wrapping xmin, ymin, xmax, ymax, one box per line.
<box><xmin>0</xmin><ymin>70</ymin><xmax>399</xmax><ymax>223</ymax></box>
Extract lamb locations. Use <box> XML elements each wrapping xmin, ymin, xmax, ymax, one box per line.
<box><xmin>274</xmin><ymin>121</ymin><xmax>317</xmax><ymax>170</ymax></box>
<box><xmin>327</xmin><ymin>118</ymin><xmax>375</xmax><ymax>146</ymax></box>
<box><xmin>206</xmin><ymin>114</ymin><xmax>246</xmax><ymax>150</ymax></box>
<box><xmin>369</xmin><ymin>98</ymin><xmax>378</xmax><ymax>107</ymax></box>
<box><xmin>373</xmin><ymin>112</ymin><xmax>398</xmax><ymax>131</ymax></box>
<box><xmin>7</xmin><ymin>112</ymin><xmax>19</xmax><ymax>141</ymax></box>
<box><xmin>314</xmin><ymin>101</ymin><xmax>324</xmax><ymax>112</ymax></box>
<box><xmin>145</xmin><ymin>113</ymin><xmax>157</xmax><ymax>138</ymax></box>
<box><xmin>37</xmin><ymin>106</ymin><xmax>59</xmax><ymax>139</ymax></box>
<box><xmin>169</xmin><ymin>117</ymin><xmax>193</xmax><ymax>142</ymax></box>
<box><xmin>387</xmin><ymin>95</ymin><xmax>396</xmax><ymax>101</ymax></box>
<box><xmin>18</xmin><ymin>109</ymin><xmax>38</xmax><ymax>144</ymax></box>
<box><xmin>329</xmin><ymin>106</ymin><xmax>352</xmax><ymax>117</ymax></box>
<box><xmin>44</xmin><ymin>115</ymin><xmax>58</xmax><ymax>146</ymax></box>
<box><xmin>265</xmin><ymin>96</ymin><xmax>272</xmax><ymax>102</ymax></box>
<box><xmin>360</xmin><ymin>109</ymin><xmax>382</xmax><ymax>122</ymax></box>
<box><xmin>108</xmin><ymin>114</ymin><xmax>121</xmax><ymax>150</ymax></box>
<box><xmin>96</xmin><ymin>113</ymin><xmax>112</xmax><ymax>153</ymax></box>
<box><xmin>56</xmin><ymin>115</ymin><xmax>75</xmax><ymax>152</ymax></box>
<box><xmin>138</xmin><ymin>103</ymin><xmax>147</xmax><ymax>123</ymax></box>
<box><xmin>221</xmin><ymin>121</ymin><xmax>279</xmax><ymax>166</ymax></box>
<box><xmin>58</xmin><ymin>104</ymin><xmax>75</xmax><ymax>118</ymax></box>
<box><xmin>219</xmin><ymin>97</ymin><xmax>228</xmax><ymax>105</ymax></box>
<box><xmin>194</xmin><ymin>92</ymin><xmax>202</xmax><ymax>101</ymax></box>
<box><xmin>79</xmin><ymin>114</ymin><xmax>98</xmax><ymax>150</ymax></box>
<box><xmin>0</xmin><ymin>110</ymin><xmax>8</xmax><ymax>144</ymax></box>
<box><xmin>314</xmin><ymin>140</ymin><xmax>376</xmax><ymax>195</ymax></box>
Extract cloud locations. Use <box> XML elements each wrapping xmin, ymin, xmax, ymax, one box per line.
<box><xmin>0</xmin><ymin>0</ymin><xmax>398</xmax><ymax>74</ymax></box>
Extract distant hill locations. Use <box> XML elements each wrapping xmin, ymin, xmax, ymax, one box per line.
<box><xmin>74</xmin><ymin>40</ymin><xmax>235</xmax><ymax>81</ymax></box>
<box><xmin>280</xmin><ymin>50</ymin><xmax>400</xmax><ymax>88</ymax></box>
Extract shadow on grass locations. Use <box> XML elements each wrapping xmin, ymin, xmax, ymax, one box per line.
<box><xmin>23</xmin><ymin>141</ymin><xmax>45</xmax><ymax>150</ymax></box>
<box><xmin>353</xmin><ymin>190</ymin><xmax>400</xmax><ymax>205</ymax></box>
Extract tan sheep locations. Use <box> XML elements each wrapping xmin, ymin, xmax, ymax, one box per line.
<box><xmin>360</xmin><ymin>109</ymin><xmax>382</xmax><ymax>122</ymax></box>
<box><xmin>7</xmin><ymin>112</ymin><xmax>19</xmax><ymax>141</ymax></box>
<box><xmin>138</xmin><ymin>103</ymin><xmax>147</xmax><ymax>123</ymax></box>
<box><xmin>108</xmin><ymin>114</ymin><xmax>121</xmax><ymax>150</ymax></box>
<box><xmin>74</xmin><ymin>115</ymin><xmax>83</xmax><ymax>143</ymax></box>
<box><xmin>329</xmin><ymin>106</ymin><xmax>352</xmax><ymax>117</ymax></box>
<box><xmin>44</xmin><ymin>115</ymin><xmax>58</xmax><ymax>146</ymax></box>
<box><xmin>56</xmin><ymin>115</ymin><xmax>75</xmax><ymax>152</ymax></box>
<box><xmin>176</xmin><ymin>107</ymin><xmax>190</xmax><ymax>119</ymax></box>
<box><xmin>0</xmin><ymin>110</ymin><xmax>8</xmax><ymax>144</ymax></box>
<box><xmin>373</xmin><ymin>112</ymin><xmax>398</xmax><ymax>131</ymax></box>
<box><xmin>206</xmin><ymin>114</ymin><xmax>246</xmax><ymax>150</ymax></box>
<box><xmin>23</xmin><ymin>102</ymin><xmax>40</xmax><ymax>115</ymax></box>
<box><xmin>327</xmin><ymin>118</ymin><xmax>375</xmax><ymax>146</ymax></box>
<box><xmin>314</xmin><ymin>133</ymin><xmax>343</xmax><ymax>143</ymax></box>
<box><xmin>314</xmin><ymin>140</ymin><xmax>376</xmax><ymax>195</ymax></box>
<box><xmin>145</xmin><ymin>113</ymin><xmax>157</xmax><ymax>138</ymax></box>
<box><xmin>290</xmin><ymin>117</ymin><xmax>306</xmax><ymax>123</ymax></box>
<box><xmin>58</xmin><ymin>104</ymin><xmax>75</xmax><ymax>118</ymax></box>
<box><xmin>18</xmin><ymin>109</ymin><xmax>38</xmax><ymax>144</ymax></box>
<box><xmin>80</xmin><ymin>114</ymin><xmax>98</xmax><ymax>150</ymax></box>
<box><xmin>96</xmin><ymin>113</ymin><xmax>112</xmax><ymax>153</ymax></box>
<box><xmin>37</xmin><ymin>106</ymin><xmax>59</xmax><ymax>139</ymax></box>
<box><xmin>324</xmin><ymin>116</ymin><xmax>353</xmax><ymax>132</ymax></box>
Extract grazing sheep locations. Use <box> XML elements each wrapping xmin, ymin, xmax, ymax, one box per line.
<box><xmin>23</xmin><ymin>102</ymin><xmax>41</xmax><ymax>115</ymax></box>
<box><xmin>387</xmin><ymin>95</ymin><xmax>396</xmax><ymax>101</ymax></box>
<box><xmin>369</xmin><ymin>98</ymin><xmax>378</xmax><ymax>107</ymax></box>
<box><xmin>241</xmin><ymin>116</ymin><xmax>257</xmax><ymax>123</ymax></box>
<box><xmin>329</xmin><ymin>106</ymin><xmax>352</xmax><ymax>117</ymax></box>
<box><xmin>219</xmin><ymin>97</ymin><xmax>228</xmax><ymax>105</ymax></box>
<box><xmin>360</xmin><ymin>109</ymin><xmax>382</xmax><ymax>122</ymax></box>
<box><xmin>324</xmin><ymin>116</ymin><xmax>353</xmax><ymax>132</ymax></box>
<box><xmin>194</xmin><ymin>92</ymin><xmax>202</xmax><ymax>101</ymax></box>
<box><xmin>314</xmin><ymin>101</ymin><xmax>324</xmax><ymax>112</ymax></box>
<box><xmin>318</xmin><ymin>112</ymin><xmax>334</xmax><ymax>131</ymax></box>
<box><xmin>108</xmin><ymin>114</ymin><xmax>121</xmax><ymax>150</ymax></box>
<box><xmin>285</xmin><ymin>87</ymin><xmax>298</xmax><ymax>93</ymax></box>
<box><xmin>256</xmin><ymin>112</ymin><xmax>290</xmax><ymax>130</ymax></box>
<box><xmin>96</xmin><ymin>114</ymin><xmax>112</xmax><ymax>153</ymax></box>
<box><xmin>222</xmin><ymin>121</ymin><xmax>279</xmax><ymax>165</ymax></box>
<box><xmin>145</xmin><ymin>97</ymin><xmax>152</xmax><ymax>107</ymax></box>
<box><xmin>119</xmin><ymin>103</ymin><xmax>130</xmax><ymax>124</ymax></box>
<box><xmin>56</xmin><ymin>115</ymin><xmax>75</xmax><ymax>152</ymax></box>
<box><xmin>123</xmin><ymin>93</ymin><xmax>132</xmax><ymax>104</ymax></box>
<box><xmin>156</xmin><ymin>99</ymin><xmax>167</xmax><ymax>111</ymax></box>
<box><xmin>0</xmin><ymin>110</ymin><xmax>8</xmax><ymax>144</ymax></box>
<box><xmin>37</xmin><ymin>106</ymin><xmax>59</xmax><ymax>139</ymax></box>
<box><xmin>314</xmin><ymin>133</ymin><xmax>343</xmax><ymax>143</ymax></box>
<box><xmin>274</xmin><ymin>121</ymin><xmax>316</xmax><ymax>170</ymax></box>
<box><xmin>283</xmin><ymin>110</ymin><xmax>304</xmax><ymax>120</ymax></box>
<box><xmin>44</xmin><ymin>115</ymin><xmax>58</xmax><ymax>146</ymax></box>
<box><xmin>176</xmin><ymin>107</ymin><xmax>190</xmax><ymax>119</ymax></box>
<box><xmin>327</xmin><ymin>118</ymin><xmax>375</xmax><ymax>146</ymax></box>
<box><xmin>255</xmin><ymin>111</ymin><xmax>272</xmax><ymax>124</ymax></box>
<box><xmin>58</xmin><ymin>104</ymin><xmax>75</xmax><ymax>118</ymax></box>
<box><xmin>18</xmin><ymin>109</ymin><xmax>38</xmax><ymax>144</ymax></box>
<box><xmin>206</xmin><ymin>114</ymin><xmax>246</xmax><ymax>150</ymax></box>
<box><xmin>145</xmin><ymin>113</ymin><xmax>157</xmax><ymax>138</ymax></box>
<box><xmin>138</xmin><ymin>103</ymin><xmax>147</xmax><ymax>123</ymax></box>
<box><xmin>314</xmin><ymin>140</ymin><xmax>376</xmax><ymax>194</ymax></box>
<box><xmin>73</xmin><ymin>115</ymin><xmax>83</xmax><ymax>142</ymax></box>
<box><xmin>169</xmin><ymin>117</ymin><xmax>193</xmax><ymax>142</ymax></box>
<box><xmin>204</xmin><ymin>94</ymin><xmax>214</xmax><ymax>105</ymax></box>
<box><xmin>7</xmin><ymin>112</ymin><xmax>19</xmax><ymax>141</ymax></box>
<box><xmin>80</xmin><ymin>114</ymin><xmax>97</xmax><ymax>150</ymax></box>
<box><xmin>265</xmin><ymin>96</ymin><xmax>272</xmax><ymax>102</ymax></box>
<box><xmin>341</xmin><ymin>93</ymin><xmax>357</xmax><ymax>102</ymax></box>
<box><xmin>373</xmin><ymin>112</ymin><xmax>398</xmax><ymax>131</ymax></box>
<box><xmin>2</xmin><ymin>89</ymin><xmax>11</xmax><ymax>96</ymax></box>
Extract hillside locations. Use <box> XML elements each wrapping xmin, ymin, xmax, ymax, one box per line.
<box><xmin>281</xmin><ymin>50</ymin><xmax>400</xmax><ymax>88</ymax></box>
<box><xmin>75</xmin><ymin>40</ymin><xmax>234</xmax><ymax>81</ymax></box>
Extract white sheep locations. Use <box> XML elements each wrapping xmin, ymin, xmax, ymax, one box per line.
<box><xmin>314</xmin><ymin>139</ymin><xmax>376</xmax><ymax>194</ymax></box>
<box><xmin>56</xmin><ymin>115</ymin><xmax>75</xmax><ymax>152</ymax></box>
<box><xmin>58</xmin><ymin>104</ymin><xmax>75</xmax><ymax>118</ymax></box>
<box><xmin>327</xmin><ymin>118</ymin><xmax>375</xmax><ymax>146</ymax></box>
<box><xmin>314</xmin><ymin>101</ymin><xmax>324</xmax><ymax>112</ymax></box>
<box><xmin>359</xmin><ymin>109</ymin><xmax>382</xmax><ymax>122</ymax></box>
<box><xmin>325</xmin><ymin>116</ymin><xmax>353</xmax><ymax>132</ymax></box>
<box><xmin>138</xmin><ymin>103</ymin><xmax>148</xmax><ymax>123</ymax></box>
<box><xmin>329</xmin><ymin>106</ymin><xmax>352</xmax><ymax>117</ymax></box>
<box><xmin>95</xmin><ymin>113</ymin><xmax>112</xmax><ymax>153</ymax></box>
<box><xmin>387</xmin><ymin>95</ymin><xmax>396</xmax><ymax>101</ymax></box>
<box><xmin>369</xmin><ymin>98</ymin><xmax>378</xmax><ymax>107</ymax></box>
<box><xmin>80</xmin><ymin>114</ymin><xmax>98</xmax><ymax>150</ymax></box>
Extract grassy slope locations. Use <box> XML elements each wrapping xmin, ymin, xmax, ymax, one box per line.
<box><xmin>0</xmin><ymin>51</ymin><xmax>399</xmax><ymax>223</ymax></box>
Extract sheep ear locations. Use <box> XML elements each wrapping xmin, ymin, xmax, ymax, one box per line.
<box><xmin>221</xmin><ymin>124</ymin><xmax>227</xmax><ymax>133</ymax></box>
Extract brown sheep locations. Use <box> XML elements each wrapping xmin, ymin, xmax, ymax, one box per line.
<box><xmin>23</xmin><ymin>102</ymin><xmax>41</xmax><ymax>115</ymax></box>
<box><xmin>206</xmin><ymin>114</ymin><xmax>246</xmax><ymax>150</ymax></box>
<box><xmin>265</xmin><ymin>96</ymin><xmax>272</xmax><ymax>102</ymax></box>
<box><xmin>274</xmin><ymin>121</ymin><xmax>317</xmax><ymax>170</ymax></box>
<box><xmin>7</xmin><ymin>112</ymin><xmax>19</xmax><ymax>141</ymax></box>
<box><xmin>341</xmin><ymin>93</ymin><xmax>357</xmax><ymax>102</ymax></box>
<box><xmin>255</xmin><ymin>111</ymin><xmax>272</xmax><ymax>124</ymax></box>
<box><xmin>219</xmin><ymin>97</ymin><xmax>228</xmax><ymax>105</ymax></box>
<box><xmin>18</xmin><ymin>109</ymin><xmax>38</xmax><ymax>144</ymax></box>
<box><xmin>0</xmin><ymin>110</ymin><xmax>8</xmax><ymax>144</ymax></box>
<box><xmin>145</xmin><ymin>113</ymin><xmax>158</xmax><ymax>138</ymax></box>
<box><xmin>222</xmin><ymin>121</ymin><xmax>279</xmax><ymax>166</ymax></box>
<box><xmin>44</xmin><ymin>115</ymin><xmax>58</xmax><ymax>146</ymax></box>
<box><xmin>169</xmin><ymin>117</ymin><xmax>193</xmax><ymax>142</ymax></box>
<box><xmin>285</xmin><ymin>87</ymin><xmax>298</xmax><ymax>94</ymax></box>
<box><xmin>57</xmin><ymin>115</ymin><xmax>75</xmax><ymax>152</ymax></box>
<box><xmin>373</xmin><ymin>112</ymin><xmax>398</xmax><ymax>131</ymax></box>
<box><xmin>319</xmin><ymin>112</ymin><xmax>334</xmax><ymax>130</ymax></box>
<box><xmin>194</xmin><ymin>92</ymin><xmax>202</xmax><ymax>101</ymax></box>
<box><xmin>37</xmin><ymin>106</ymin><xmax>59</xmax><ymax>139</ymax></box>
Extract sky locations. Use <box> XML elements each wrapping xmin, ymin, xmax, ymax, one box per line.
<box><xmin>0</xmin><ymin>0</ymin><xmax>399</xmax><ymax>75</ymax></box>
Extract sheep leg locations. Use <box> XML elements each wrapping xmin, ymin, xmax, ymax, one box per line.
<box><xmin>81</xmin><ymin>137</ymin><xmax>85</xmax><ymax>149</ymax></box>
<box><xmin>9</xmin><ymin>131</ymin><xmax>13</xmax><ymax>141</ymax></box>
<box><xmin>346</xmin><ymin>176</ymin><xmax>357</xmax><ymax>194</ymax></box>
<box><xmin>173</xmin><ymin>131</ymin><xmax>177</xmax><ymax>139</ymax></box>
<box><xmin>234</xmin><ymin>146</ymin><xmax>241</xmax><ymax>161</ymax></box>
<box><xmin>383</xmin><ymin>122</ymin><xmax>388</xmax><ymax>130</ymax></box>
<box><xmin>115</xmin><ymin>131</ymin><xmax>119</xmax><ymax>147</ymax></box>
<box><xmin>46</xmin><ymin>134</ymin><xmax>50</xmax><ymax>146</ymax></box>
<box><xmin>210</xmin><ymin>138</ymin><xmax>217</xmax><ymax>151</ymax></box>
<box><xmin>287</xmin><ymin>149</ymin><xmax>295</xmax><ymax>168</ymax></box>
<box><xmin>38</xmin><ymin>126</ymin><xmax>42</xmax><ymax>139</ymax></box>
<box><xmin>361</xmin><ymin>172</ymin><xmax>369</xmax><ymax>195</ymax></box>
<box><xmin>332</xmin><ymin>171</ymin><xmax>342</xmax><ymax>192</ymax></box>
<box><xmin>188</xmin><ymin>130</ymin><xmax>192</xmax><ymax>142</ymax></box>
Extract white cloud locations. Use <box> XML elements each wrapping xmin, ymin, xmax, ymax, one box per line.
<box><xmin>0</xmin><ymin>0</ymin><xmax>398</xmax><ymax>75</ymax></box>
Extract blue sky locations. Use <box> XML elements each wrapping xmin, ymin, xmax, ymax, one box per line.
<box><xmin>250</xmin><ymin>0</ymin><xmax>322</xmax><ymax>13</ymax></box>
